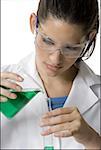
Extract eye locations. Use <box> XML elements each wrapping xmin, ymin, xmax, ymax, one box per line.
<box><xmin>72</xmin><ymin>47</ymin><xmax>80</xmax><ymax>51</ymax></box>
<box><xmin>65</xmin><ymin>46</ymin><xmax>79</xmax><ymax>51</ymax></box>
<box><xmin>42</xmin><ymin>38</ymin><xmax>54</xmax><ymax>46</ymax></box>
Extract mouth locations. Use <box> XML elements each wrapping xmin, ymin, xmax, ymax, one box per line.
<box><xmin>45</xmin><ymin>63</ymin><xmax>62</xmax><ymax>71</ymax></box>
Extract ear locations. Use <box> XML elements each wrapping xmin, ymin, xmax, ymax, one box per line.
<box><xmin>89</xmin><ymin>30</ymin><xmax>97</xmax><ymax>41</ymax></box>
<box><xmin>29</xmin><ymin>13</ymin><xmax>36</xmax><ymax>34</ymax></box>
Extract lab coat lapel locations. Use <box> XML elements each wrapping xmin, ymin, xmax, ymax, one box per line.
<box><xmin>20</xmin><ymin>52</ymin><xmax>46</xmax><ymax>93</ymax></box>
<box><xmin>64</xmin><ymin>71</ymin><xmax>99</xmax><ymax>115</ymax></box>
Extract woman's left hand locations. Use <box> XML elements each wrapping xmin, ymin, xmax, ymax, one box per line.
<box><xmin>40</xmin><ymin>107</ymin><xmax>95</xmax><ymax>143</ymax></box>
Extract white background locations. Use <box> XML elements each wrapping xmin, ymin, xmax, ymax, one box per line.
<box><xmin>1</xmin><ymin>0</ymin><xmax>100</xmax><ymax>75</ymax></box>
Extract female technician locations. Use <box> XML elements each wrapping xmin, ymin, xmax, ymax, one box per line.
<box><xmin>1</xmin><ymin>0</ymin><xmax>101</xmax><ymax>149</ymax></box>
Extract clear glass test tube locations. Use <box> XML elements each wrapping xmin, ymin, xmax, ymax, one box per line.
<box><xmin>48</xmin><ymin>98</ymin><xmax>62</xmax><ymax>150</ymax></box>
<box><xmin>43</xmin><ymin>98</ymin><xmax>54</xmax><ymax>150</ymax></box>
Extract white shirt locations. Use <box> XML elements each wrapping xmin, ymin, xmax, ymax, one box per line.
<box><xmin>1</xmin><ymin>52</ymin><xmax>100</xmax><ymax>149</ymax></box>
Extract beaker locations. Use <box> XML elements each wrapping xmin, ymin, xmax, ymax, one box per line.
<box><xmin>0</xmin><ymin>69</ymin><xmax>42</xmax><ymax>119</ymax></box>
<box><xmin>0</xmin><ymin>88</ymin><xmax>40</xmax><ymax>118</ymax></box>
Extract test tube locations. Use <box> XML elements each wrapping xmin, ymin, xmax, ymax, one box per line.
<box><xmin>48</xmin><ymin>98</ymin><xmax>62</xmax><ymax>150</ymax></box>
<box><xmin>43</xmin><ymin>98</ymin><xmax>54</xmax><ymax>150</ymax></box>
<box><xmin>43</xmin><ymin>134</ymin><xmax>54</xmax><ymax>150</ymax></box>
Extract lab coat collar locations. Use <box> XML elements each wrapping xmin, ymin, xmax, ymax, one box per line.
<box><xmin>78</xmin><ymin>61</ymin><xmax>100</xmax><ymax>86</ymax></box>
<box><xmin>64</xmin><ymin>71</ymin><xmax>98</xmax><ymax>115</ymax></box>
<box><xmin>33</xmin><ymin>60</ymin><xmax>99</xmax><ymax>115</ymax></box>
<box><xmin>64</xmin><ymin>61</ymin><xmax>99</xmax><ymax>114</ymax></box>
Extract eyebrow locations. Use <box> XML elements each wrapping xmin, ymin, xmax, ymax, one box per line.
<box><xmin>40</xmin><ymin>29</ymin><xmax>82</xmax><ymax>48</ymax></box>
<box><xmin>41</xmin><ymin>33</ymin><xmax>55</xmax><ymax>43</ymax></box>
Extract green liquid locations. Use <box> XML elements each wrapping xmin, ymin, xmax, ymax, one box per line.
<box><xmin>44</xmin><ymin>146</ymin><xmax>54</xmax><ymax>150</ymax></box>
<box><xmin>0</xmin><ymin>90</ymin><xmax>40</xmax><ymax>118</ymax></box>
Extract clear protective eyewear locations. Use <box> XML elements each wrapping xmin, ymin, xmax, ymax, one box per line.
<box><xmin>35</xmin><ymin>28</ymin><xmax>90</xmax><ymax>58</ymax></box>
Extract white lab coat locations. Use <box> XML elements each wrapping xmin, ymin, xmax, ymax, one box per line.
<box><xmin>1</xmin><ymin>51</ymin><xmax>100</xmax><ymax>149</ymax></box>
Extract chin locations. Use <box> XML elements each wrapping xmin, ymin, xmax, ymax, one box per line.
<box><xmin>46</xmin><ymin>69</ymin><xmax>61</xmax><ymax>77</ymax></box>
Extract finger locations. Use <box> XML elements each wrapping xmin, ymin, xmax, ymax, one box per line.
<box><xmin>40</xmin><ymin>113</ymin><xmax>75</xmax><ymax>127</ymax></box>
<box><xmin>41</xmin><ymin>118</ymin><xmax>81</xmax><ymax>136</ymax></box>
<box><xmin>41</xmin><ymin>122</ymin><xmax>71</xmax><ymax>136</ymax></box>
<box><xmin>1</xmin><ymin>72</ymin><xmax>23</xmax><ymax>81</ymax></box>
<box><xmin>0</xmin><ymin>96</ymin><xmax>8</xmax><ymax>102</ymax></box>
<box><xmin>42</xmin><ymin>107</ymin><xmax>75</xmax><ymax>118</ymax></box>
<box><xmin>1</xmin><ymin>79</ymin><xmax>22</xmax><ymax>91</ymax></box>
<box><xmin>0</xmin><ymin>87</ymin><xmax>17</xmax><ymax>99</ymax></box>
<box><xmin>54</xmin><ymin>130</ymin><xmax>72</xmax><ymax>137</ymax></box>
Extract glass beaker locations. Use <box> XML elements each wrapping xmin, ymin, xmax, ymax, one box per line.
<box><xmin>0</xmin><ymin>88</ymin><xmax>40</xmax><ymax>118</ymax></box>
<box><xmin>0</xmin><ymin>69</ymin><xmax>42</xmax><ymax>119</ymax></box>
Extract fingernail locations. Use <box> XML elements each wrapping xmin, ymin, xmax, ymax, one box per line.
<box><xmin>18</xmin><ymin>76</ymin><xmax>23</xmax><ymax>81</ymax></box>
<box><xmin>11</xmin><ymin>93</ymin><xmax>17</xmax><ymax>99</ymax></box>
<box><xmin>16</xmin><ymin>86</ymin><xmax>22</xmax><ymax>91</ymax></box>
<box><xmin>41</xmin><ymin>130</ymin><xmax>48</xmax><ymax>136</ymax></box>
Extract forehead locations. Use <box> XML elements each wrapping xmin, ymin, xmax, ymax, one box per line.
<box><xmin>40</xmin><ymin>16</ymin><xmax>85</xmax><ymax>44</ymax></box>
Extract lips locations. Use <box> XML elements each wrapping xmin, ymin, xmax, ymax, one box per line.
<box><xmin>46</xmin><ymin>63</ymin><xmax>62</xmax><ymax>71</ymax></box>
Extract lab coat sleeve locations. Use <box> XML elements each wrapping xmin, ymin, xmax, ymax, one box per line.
<box><xmin>83</xmin><ymin>85</ymin><xmax>101</xmax><ymax>135</ymax></box>
<box><xmin>91</xmin><ymin>82</ymin><xmax>101</xmax><ymax>135</ymax></box>
<box><xmin>1</xmin><ymin>64</ymin><xmax>21</xmax><ymax>73</ymax></box>
<box><xmin>1</xmin><ymin>64</ymin><xmax>15</xmax><ymax>72</ymax></box>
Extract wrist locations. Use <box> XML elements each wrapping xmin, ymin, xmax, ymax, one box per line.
<box><xmin>74</xmin><ymin>126</ymin><xmax>92</xmax><ymax>144</ymax></box>
<box><xmin>79</xmin><ymin>127</ymin><xmax>101</xmax><ymax>149</ymax></box>
<box><xmin>83</xmin><ymin>132</ymin><xmax>101</xmax><ymax>149</ymax></box>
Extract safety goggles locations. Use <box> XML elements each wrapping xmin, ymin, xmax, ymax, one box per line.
<box><xmin>35</xmin><ymin>26</ymin><xmax>90</xmax><ymax>58</ymax></box>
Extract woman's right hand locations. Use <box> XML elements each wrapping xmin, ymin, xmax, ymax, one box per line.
<box><xmin>0</xmin><ymin>72</ymin><xmax>24</xmax><ymax>102</ymax></box>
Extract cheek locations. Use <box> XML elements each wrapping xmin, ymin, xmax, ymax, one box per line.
<box><xmin>36</xmin><ymin>47</ymin><xmax>48</xmax><ymax>61</ymax></box>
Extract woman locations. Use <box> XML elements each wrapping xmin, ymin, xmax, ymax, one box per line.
<box><xmin>1</xmin><ymin>0</ymin><xmax>101</xmax><ymax>149</ymax></box>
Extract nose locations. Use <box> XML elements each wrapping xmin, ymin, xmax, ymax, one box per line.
<box><xmin>49</xmin><ymin>50</ymin><xmax>63</xmax><ymax>66</ymax></box>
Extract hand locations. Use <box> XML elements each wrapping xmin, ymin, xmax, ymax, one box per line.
<box><xmin>0</xmin><ymin>72</ymin><xmax>23</xmax><ymax>102</ymax></box>
<box><xmin>40</xmin><ymin>107</ymin><xmax>97</xmax><ymax>144</ymax></box>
